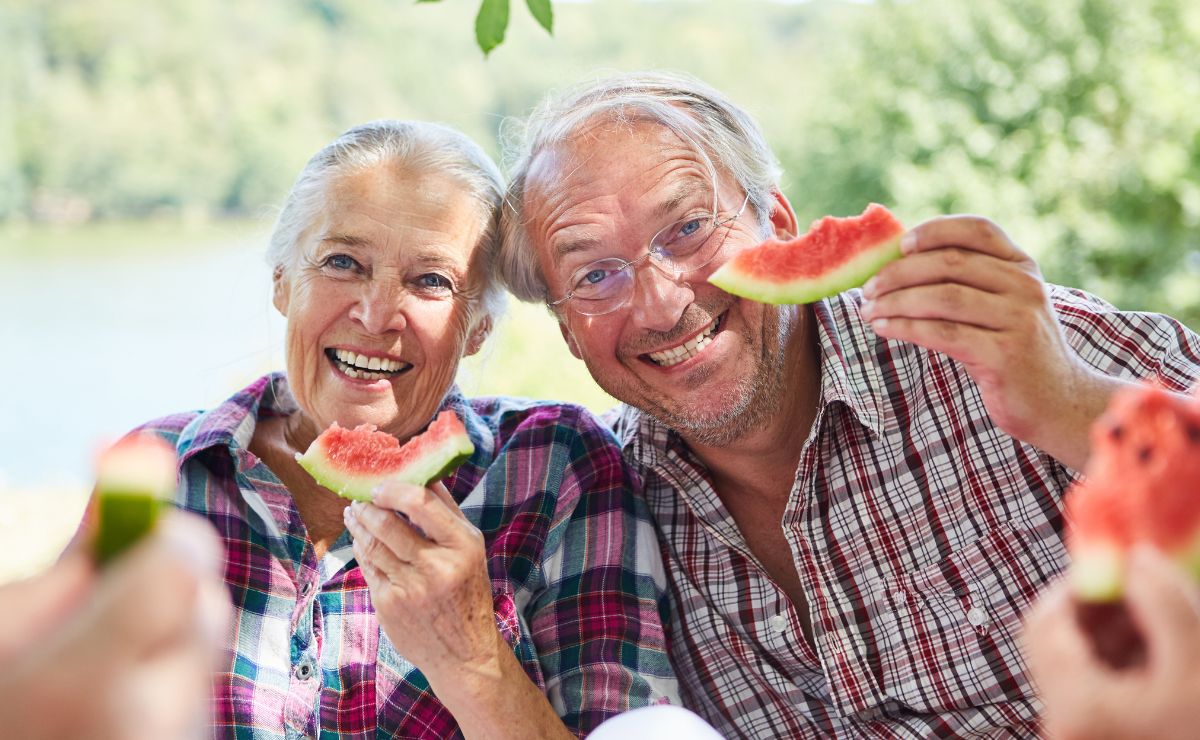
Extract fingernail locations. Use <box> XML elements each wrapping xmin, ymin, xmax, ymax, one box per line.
<box><xmin>860</xmin><ymin>299</ymin><xmax>873</xmax><ymax>318</ymax></box>
<box><xmin>900</xmin><ymin>231</ymin><xmax>917</xmax><ymax>254</ymax></box>
<box><xmin>351</xmin><ymin>500</ymin><xmax>365</xmax><ymax>515</ymax></box>
<box><xmin>862</xmin><ymin>277</ymin><xmax>877</xmax><ymax>298</ymax></box>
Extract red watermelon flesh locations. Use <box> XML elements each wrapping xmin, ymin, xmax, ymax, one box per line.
<box><xmin>1066</xmin><ymin>382</ymin><xmax>1200</xmax><ymax>667</ymax></box>
<box><xmin>295</xmin><ymin>411</ymin><xmax>474</xmax><ymax>501</ymax></box>
<box><xmin>708</xmin><ymin>203</ymin><xmax>905</xmax><ymax>304</ymax></box>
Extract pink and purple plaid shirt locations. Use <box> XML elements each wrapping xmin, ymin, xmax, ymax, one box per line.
<box><xmin>611</xmin><ymin>286</ymin><xmax>1200</xmax><ymax>739</ymax></box>
<box><xmin>138</xmin><ymin>374</ymin><xmax>678</xmax><ymax>739</ymax></box>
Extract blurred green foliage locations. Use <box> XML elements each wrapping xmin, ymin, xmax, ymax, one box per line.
<box><xmin>1</xmin><ymin>0</ymin><xmax>1197</xmax><ymax>326</ymax></box>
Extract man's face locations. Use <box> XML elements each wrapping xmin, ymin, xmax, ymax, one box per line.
<box><xmin>524</xmin><ymin>121</ymin><xmax>801</xmax><ymax>445</ymax></box>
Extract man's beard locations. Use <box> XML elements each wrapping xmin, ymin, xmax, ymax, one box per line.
<box><xmin>647</xmin><ymin>309</ymin><xmax>793</xmax><ymax>448</ymax></box>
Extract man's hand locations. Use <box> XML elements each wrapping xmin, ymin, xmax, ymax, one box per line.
<box><xmin>0</xmin><ymin>512</ymin><xmax>230</xmax><ymax>740</ymax></box>
<box><xmin>861</xmin><ymin>215</ymin><xmax>1123</xmax><ymax>469</ymax></box>
<box><xmin>1024</xmin><ymin>547</ymin><xmax>1200</xmax><ymax>740</ymax></box>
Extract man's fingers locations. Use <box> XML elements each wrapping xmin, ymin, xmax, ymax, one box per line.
<box><xmin>868</xmin><ymin>316</ymin><xmax>998</xmax><ymax>365</ymax></box>
<box><xmin>1123</xmin><ymin>547</ymin><xmax>1200</xmax><ymax>668</ymax></box>
<box><xmin>865</xmin><ymin>247</ymin><xmax>1019</xmax><ymax>299</ymax></box>
<box><xmin>862</xmin><ymin>283</ymin><xmax>1012</xmax><ymax>331</ymax></box>
<box><xmin>902</xmin><ymin>215</ymin><xmax>1030</xmax><ymax>263</ymax></box>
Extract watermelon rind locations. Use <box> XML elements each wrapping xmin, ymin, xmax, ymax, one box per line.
<box><xmin>1069</xmin><ymin>544</ymin><xmax>1125</xmax><ymax>603</ymax></box>
<box><xmin>93</xmin><ymin>434</ymin><xmax>178</xmax><ymax>565</ymax></box>
<box><xmin>709</xmin><ymin>237</ymin><xmax>902</xmax><ymax>305</ymax></box>
<box><xmin>295</xmin><ymin>415</ymin><xmax>475</xmax><ymax>502</ymax></box>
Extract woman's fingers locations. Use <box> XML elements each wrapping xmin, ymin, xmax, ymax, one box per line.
<box><xmin>372</xmin><ymin>480</ymin><xmax>477</xmax><ymax>549</ymax></box>
<box><xmin>344</xmin><ymin>503</ymin><xmax>418</xmax><ymax>572</ymax></box>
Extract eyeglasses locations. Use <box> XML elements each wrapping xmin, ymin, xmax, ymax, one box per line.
<box><xmin>549</xmin><ymin>193</ymin><xmax>750</xmax><ymax>316</ymax></box>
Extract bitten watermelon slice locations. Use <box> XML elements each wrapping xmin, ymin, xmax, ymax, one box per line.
<box><xmin>295</xmin><ymin>411</ymin><xmax>474</xmax><ymax>501</ymax></box>
<box><xmin>708</xmin><ymin>203</ymin><xmax>905</xmax><ymax>304</ymax></box>
<box><xmin>92</xmin><ymin>433</ymin><xmax>179</xmax><ymax>565</ymax></box>
<box><xmin>1066</xmin><ymin>382</ymin><xmax>1200</xmax><ymax>667</ymax></box>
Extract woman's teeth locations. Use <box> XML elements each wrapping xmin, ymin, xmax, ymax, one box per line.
<box><xmin>648</xmin><ymin>317</ymin><xmax>720</xmax><ymax>368</ymax></box>
<box><xmin>329</xmin><ymin>349</ymin><xmax>408</xmax><ymax>380</ymax></box>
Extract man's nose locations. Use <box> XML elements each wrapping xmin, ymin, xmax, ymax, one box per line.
<box><xmin>629</xmin><ymin>261</ymin><xmax>694</xmax><ymax>332</ymax></box>
<box><xmin>348</xmin><ymin>280</ymin><xmax>409</xmax><ymax>334</ymax></box>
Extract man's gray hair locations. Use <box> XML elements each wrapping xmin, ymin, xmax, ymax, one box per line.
<box><xmin>268</xmin><ymin>119</ymin><xmax>506</xmax><ymax>321</ymax></box>
<box><xmin>498</xmin><ymin>71</ymin><xmax>783</xmax><ymax>303</ymax></box>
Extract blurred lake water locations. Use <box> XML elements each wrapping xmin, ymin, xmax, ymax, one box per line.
<box><xmin>0</xmin><ymin>222</ymin><xmax>612</xmax><ymax>582</ymax></box>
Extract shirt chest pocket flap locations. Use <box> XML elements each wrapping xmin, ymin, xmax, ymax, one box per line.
<box><xmin>869</xmin><ymin>521</ymin><xmax>1066</xmax><ymax>713</ymax></box>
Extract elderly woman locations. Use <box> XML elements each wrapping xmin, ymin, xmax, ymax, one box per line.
<box><xmin>117</xmin><ymin>120</ymin><xmax>676</xmax><ymax>738</ymax></box>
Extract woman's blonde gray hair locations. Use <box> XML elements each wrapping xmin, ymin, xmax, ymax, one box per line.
<box><xmin>498</xmin><ymin>71</ymin><xmax>783</xmax><ymax>303</ymax></box>
<box><xmin>268</xmin><ymin>119</ymin><xmax>506</xmax><ymax>320</ymax></box>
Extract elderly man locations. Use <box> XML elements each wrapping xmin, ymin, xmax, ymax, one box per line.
<box><xmin>497</xmin><ymin>71</ymin><xmax>1200</xmax><ymax>737</ymax></box>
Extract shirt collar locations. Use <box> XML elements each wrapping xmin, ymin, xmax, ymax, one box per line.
<box><xmin>618</xmin><ymin>291</ymin><xmax>887</xmax><ymax>470</ymax></box>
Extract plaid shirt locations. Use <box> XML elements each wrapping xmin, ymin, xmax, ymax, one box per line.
<box><xmin>611</xmin><ymin>287</ymin><xmax>1200</xmax><ymax>739</ymax></box>
<box><xmin>136</xmin><ymin>374</ymin><xmax>677</xmax><ymax>739</ymax></box>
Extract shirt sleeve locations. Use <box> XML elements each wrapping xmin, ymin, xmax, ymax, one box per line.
<box><xmin>524</xmin><ymin>407</ymin><xmax>680</xmax><ymax>737</ymax></box>
<box><xmin>1051</xmin><ymin>284</ymin><xmax>1200</xmax><ymax>390</ymax></box>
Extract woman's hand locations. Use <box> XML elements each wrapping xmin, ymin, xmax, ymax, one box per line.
<box><xmin>1024</xmin><ymin>547</ymin><xmax>1200</xmax><ymax>740</ymax></box>
<box><xmin>343</xmin><ymin>480</ymin><xmax>506</xmax><ymax>685</ymax></box>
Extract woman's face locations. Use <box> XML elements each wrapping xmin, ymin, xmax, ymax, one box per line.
<box><xmin>274</xmin><ymin>162</ymin><xmax>490</xmax><ymax>445</ymax></box>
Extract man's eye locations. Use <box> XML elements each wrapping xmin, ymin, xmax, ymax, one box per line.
<box><xmin>678</xmin><ymin>218</ymin><xmax>704</xmax><ymax>237</ymax></box>
<box><xmin>583</xmin><ymin>268</ymin><xmax>610</xmax><ymax>285</ymax></box>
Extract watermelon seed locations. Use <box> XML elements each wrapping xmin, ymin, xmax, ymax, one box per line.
<box><xmin>1137</xmin><ymin>445</ymin><xmax>1153</xmax><ymax>463</ymax></box>
<box><xmin>1109</xmin><ymin>424</ymin><xmax>1124</xmax><ymax>441</ymax></box>
<box><xmin>1186</xmin><ymin>423</ymin><xmax>1200</xmax><ymax>444</ymax></box>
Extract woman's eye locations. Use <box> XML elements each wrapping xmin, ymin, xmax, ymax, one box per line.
<box><xmin>417</xmin><ymin>273</ymin><xmax>453</xmax><ymax>291</ymax></box>
<box><xmin>324</xmin><ymin>254</ymin><xmax>360</xmax><ymax>272</ymax></box>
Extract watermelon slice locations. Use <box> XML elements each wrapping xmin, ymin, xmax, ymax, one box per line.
<box><xmin>92</xmin><ymin>434</ymin><xmax>179</xmax><ymax>565</ymax></box>
<box><xmin>1066</xmin><ymin>382</ymin><xmax>1200</xmax><ymax>667</ymax></box>
<box><xmin>295</xmin><ymin>411</ymin><xmax>474</xmax><ymax>501</ymax></box>
<box><xmin>708</xmin><ymin>203</ymin><xmax>905</xmax><ymax>304</ymax></box>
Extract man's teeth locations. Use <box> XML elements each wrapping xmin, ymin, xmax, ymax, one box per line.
<box><xmin>648</xmin><ymin>318</ymin><xmax>720</xmax><ymax>368</ymax></box>
<box><xmin>331</xmin><ymin>349</ymin><xmax>406</xmax><ymax>379</ymax></box>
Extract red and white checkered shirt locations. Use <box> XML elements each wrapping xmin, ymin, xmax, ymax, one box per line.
<box><xmin>611</xmin><ymin>286</ymin><xmax>1200</xmax><ymax>739</ymax></box>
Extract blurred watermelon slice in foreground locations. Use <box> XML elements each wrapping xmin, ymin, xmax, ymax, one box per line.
<box><xmin>1066</xmin><ymin>382</ymin><xmax>1200</xmax><ymax>667</ymax></box>
<box><xmin>92</xmin><ymin>434</ymin><xmax>179</xmax><ymax>565</ymax></box>
<box><xmin>295</xmin><ymin>411</ymin><xmax>474</xmax><ymax>501</ymax></box>
<box><xmin>708</xmin><ymin>203</ymin><xmax>905</xmax><ymax>304</ymax></box>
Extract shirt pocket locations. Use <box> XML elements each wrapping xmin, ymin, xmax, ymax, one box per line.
<box><xmin>870</xmin><ymin>521</ymin><xmax>1066</xmax><ymax>713</ymax></box>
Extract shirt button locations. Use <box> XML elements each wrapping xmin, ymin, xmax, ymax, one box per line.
<box><xmin>768</xmin><ymin>614</ymin><xmax>788</xmax><ymax>634</ymax></box>
<box><xmin>294</xmin><ymin>661</ymin><xmax>314</xmax><ymax>681</ymax></box>
<box><xmin>966</xmin><ymin>607</ymin><xmax>989</xmax><ymax>627</ymax></box>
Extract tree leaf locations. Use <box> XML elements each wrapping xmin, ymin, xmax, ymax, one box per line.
<box><xmin>475</xmin><ymin>0</ymin><xmax>510</xmax><ymax>55</ymax></box>
<box><xmin>525</xmin><ymin>0</ymin><xmax>553</xmax><ymax>34</ymax></box>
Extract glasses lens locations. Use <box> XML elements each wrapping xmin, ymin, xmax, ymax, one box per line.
<box><xmin>652</xmin><ymin>214</ymin><xmax>718</xmax><ymax>271</ymax></box>
<box><xmin>567</xmin><ymin>257</ymin><xmax>633</xmax><ymax>315</ymax></box>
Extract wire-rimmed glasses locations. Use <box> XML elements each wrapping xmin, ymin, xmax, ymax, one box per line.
<box><xmin>549</xmin><ymin>193</ymin><xmax>750</xmax><ymax>316</ymax></box>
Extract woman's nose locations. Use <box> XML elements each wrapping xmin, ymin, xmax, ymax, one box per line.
<box><xmin>348</xmin><ymin>281</ymin><xmax>408</xmax><ymax>334</ymax></box>
<box><xmin>630</xmin><ymin>261</ymin><xmax>694</xmax><ymax>332</ymax></box>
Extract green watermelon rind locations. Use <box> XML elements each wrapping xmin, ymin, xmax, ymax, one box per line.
<box><xmin>1069</xmin><ymin>543</ymin><xmax>1125</xmax><ymax>603</ymax></box>
<box><xmin>295</xmin><ymin>424</ymin><xmax>475</xmax><ymax>502</ymax></box>
<box><xmin>710</xmin><ymin>237</ymin><xmax>902</xmax><ymax>305</ymax></box>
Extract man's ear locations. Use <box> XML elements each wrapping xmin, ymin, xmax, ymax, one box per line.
<box><xmin>272</xmin><ymin>267</ymin><xmax>290</xmax><ymax>316</ymax></box>
<box><xmin>558</xmin><ymin>319</ymin><xmax>582</xmax><ymax>360</ymax></box>
<box><xmin>464</xmin><ymin>315</ymin><xmax>493</xmax><ymax>357</ymax></box>
<box><xmin>767</xmin><ymin>188</ymin><xmax>800</xmax><ymax>240</ymax></box>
